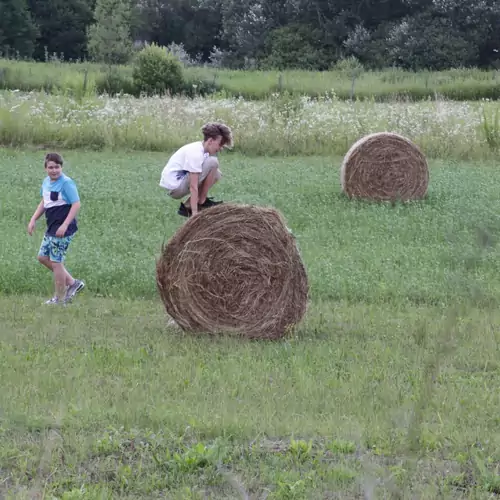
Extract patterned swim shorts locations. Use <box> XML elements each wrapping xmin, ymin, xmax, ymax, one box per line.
<box><xmin>38</xmin><ymin>234</ymin><xmax>75</xmax><ymax>263</ymax></box>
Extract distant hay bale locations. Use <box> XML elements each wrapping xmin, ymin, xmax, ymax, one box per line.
<box><xmin>156</xmin><ymin>203</ymin><xmax>309</xmax><ymax>340</ymax></box>
<box><xmin>340</xmin><ymin>132</ymin><xmax>429</xmax><ymax>201</ymax></box>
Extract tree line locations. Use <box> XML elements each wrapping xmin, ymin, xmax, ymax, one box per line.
<box><xmin>1</xmin><ymin>0</ymin><xmax>499</xmax><ymax>71</ymax></box>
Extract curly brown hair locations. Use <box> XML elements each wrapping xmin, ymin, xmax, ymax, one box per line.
<box><xmin>44</xmin><ymin>152</ymin><xmax>64</xmax><ymax>167</ymax></box>
<box><xmin>201</xmin><ymin>122</ymin><xmax>233</xmax><ymax>149</ymax></box>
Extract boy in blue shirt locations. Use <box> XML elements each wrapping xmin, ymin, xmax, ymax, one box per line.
<box><xmin>28</xmin><ymin>153</ymin><xmax>85</xmax><ymax>305</ymax></box>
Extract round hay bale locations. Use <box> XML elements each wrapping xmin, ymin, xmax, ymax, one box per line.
<box><xmin>156</xmin><ymin>203</ymin><xmax>309</xmax><ymax>340</ymax></box>
<box><xmin>340</xmin><ymin>132</ymin><xmax>429</xmax><ymax>201</ymax></box>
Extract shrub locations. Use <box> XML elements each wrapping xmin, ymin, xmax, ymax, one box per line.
<box><xmin>132</xmin><ymin>43</ymin><xmax>185</xmax><ymax>96</ymax></box>
<box><xmin>95</xmin><ymin>66</ymin><xmax>136</xmax><ymax>96</ymax></box>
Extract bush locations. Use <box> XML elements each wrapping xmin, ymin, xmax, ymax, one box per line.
<box><xmin>95</xmin><ymin>66</ymin><xmax>136</xmax><ymax>96</ymax></box>
<box><xmin>132</xmin><ymin>43</ymin><xmax>185</xmax><ymax>96</ymax></box>
<box><xmin>181</xmin><ymin>76</ymin><xmax>223</xmax><ymax>97</ymax></box>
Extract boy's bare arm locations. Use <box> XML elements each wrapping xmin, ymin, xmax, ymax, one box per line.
<box><xmin>27</xmin><ymin>200</ymin><xmax>45</xmax><ymax>235</ymax></box>
<box><xmin>31</xmin><ymin>200</ymin><xmax>45</xmax><ymax>220</ymax></box>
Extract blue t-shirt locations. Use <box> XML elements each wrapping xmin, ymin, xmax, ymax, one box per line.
<box><xmin>40</xmin><ymin>173</ymin><xmax>80</xmax><ymax>237</ymax></box>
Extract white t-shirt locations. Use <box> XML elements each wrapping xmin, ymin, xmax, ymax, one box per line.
<box><xmin>159</xmin><ymin>141</ymin><xmax>208</xmax><ymax>190</ymax></box>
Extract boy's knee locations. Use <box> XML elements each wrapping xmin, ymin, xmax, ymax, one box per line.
<box><xmin>203</xmin><ymin>156</ymin><xmax>219</xmax><ymax>171</ymax></box>
<box><xmin>37</xmin><ymin>255</ymin><xmax>48</xmax><ymax>264</ymax></box>
<box><xmin>168</xmin><ymin>189</ymin><xmax>184</xmax><ymax>200</ymax></box>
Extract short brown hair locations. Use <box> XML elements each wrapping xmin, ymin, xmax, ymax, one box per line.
<box><xmin>201</xmin><ymin>122</ymin><xmax>233</xmax><ymax>149</ymax></box>
<box><xmin>44</xmin><ymin>152</ymin><xmax>64</xmax><ymax>167</ymax></box>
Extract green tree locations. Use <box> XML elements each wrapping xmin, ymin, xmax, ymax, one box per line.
<box><xmin>261</xmin><ymin>24</ymin><xmax>332</xmax><ymax>70</ymax></box>
<box><xmin>0</xmin><ymin>0</ymin><xmax>38</xmax><ymax>58</ymax></box>
<box><xmin>87</xmin><ymin>0</ymin><xmax>133</xmax><ymax>64</ymax></box>
<box><xmin>132</xmin><ymin>0</ymin><xmax>223</xmax><ymax>62</ymax></box>
<box><xmin>386</xmin><ymin>12</ymin><xmax>478</xmax><ymax>70</ymax></box>
<box><xmin>28</xmin><ymin>0</ymin><xmax>96</xmax><ymax>61</ymax></box>
<box><xmin>219</xmin><ymin>0</ymin><xmax>271</xmax><ymax>67</ymax></box>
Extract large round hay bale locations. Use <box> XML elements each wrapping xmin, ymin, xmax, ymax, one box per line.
<box><xmin>156</xmin><ymin>203</ymin><xmax>309</xmax><ymax>340</ymax></box>
<box><xmin>340</xmin><ymin>132</ymin><xmax>429</xmax><ymax>201</ymax></box>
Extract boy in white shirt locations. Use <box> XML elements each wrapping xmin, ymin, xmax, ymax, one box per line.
<box><xmin>160</xmin><ymin>122</ymin><xmax>233</xmax><ymax>217</ymax></box>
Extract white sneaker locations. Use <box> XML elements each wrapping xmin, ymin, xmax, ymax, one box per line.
<box><xmin>44</xmin><ymin>296</ymin><xmax>60</xmax><ymax>305</ymax></box>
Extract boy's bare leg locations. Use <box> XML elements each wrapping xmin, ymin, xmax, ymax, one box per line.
<box><xmin>198</xmin><ymin>167</ymin><xmax>220</xmax><ymax>205</ymax></box>
<box><xmin>51</xmin><ymin>262</ymin><xmax>69</xmax><ymax>301</ymax></box>
<box><xmin>180</xmin><ymin>162</ymin><xmax>220</xmax><ymax>209</ymax></box>
<box><xmin>38</xmin><ymin>256</ymin><xmax>75</xmax><ymax>286</ymax></box>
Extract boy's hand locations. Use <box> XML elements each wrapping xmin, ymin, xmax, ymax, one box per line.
<box><xmin>27</xmin><ymin>219</ymin><xmax>36</xmax><ymax>235</ymax></box>
<box><xmin>55</xmin><ymin>224</ymin><xmax>68</xmax><ymax>237</ymax></box>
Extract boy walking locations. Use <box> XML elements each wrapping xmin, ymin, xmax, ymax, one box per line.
<box><xmin>28</xmin><ymin>153</ymin><xmax>85</xmax><ymax>305</ymax></box>
<box><xmin>159</xmin><ymin>122</ymin><xmax>233</xmax><ymax>217</ymax></box>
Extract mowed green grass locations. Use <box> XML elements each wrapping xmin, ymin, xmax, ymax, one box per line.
<box><xmin>1</xmin><ymin>148</ymin><xmax>500</xmax><ymax>498</ymax></box>
<box><xmin>2</xmin><ymin>149</ymin><xmax>500</xmax><ymax>305</ymax></box>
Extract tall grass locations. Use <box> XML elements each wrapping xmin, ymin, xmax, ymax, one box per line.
<box><xmin>0</xmin><ymin>59</ymin><xmax>102</xmax><ymax>97</ymax></box>
<box><xmin>189</xmin><ymin>65</ymin><xmax>500</xmax><ymax>101</ymax></box>
<box><xmin>1</xmin><ymin>89</ymin><xmax>499</xmax><ymax>159</ymax></box>
<box><xmin>1</xmin><ymin>59</ymin><xmax>500</xmax><ymax>101</ymax></box>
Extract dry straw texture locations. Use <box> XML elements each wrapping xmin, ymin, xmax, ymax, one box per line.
<box><xmin>340</xmin><ymin>132</ymin><xmax>429</xmax><ymax>201</ymax></box>
<box><xmin>156</xmin><ymin>203</ymin><xmax>309</xmax><ymax>340</ymax></box>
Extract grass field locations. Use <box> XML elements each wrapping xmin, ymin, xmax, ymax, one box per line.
<box><xmin>1</xmin><ymin>59</ymin><xmax>500</xmax><ymax>101</ymax></box>
<box><xmin>1</xmin><ymin>148</ymin><xmax>500</xmax><ymax>498</ymax></box>
<box><xmin>1</xmin><ymin>91</ymin><xmax>500</xmax><ymax>159</ymax></box>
